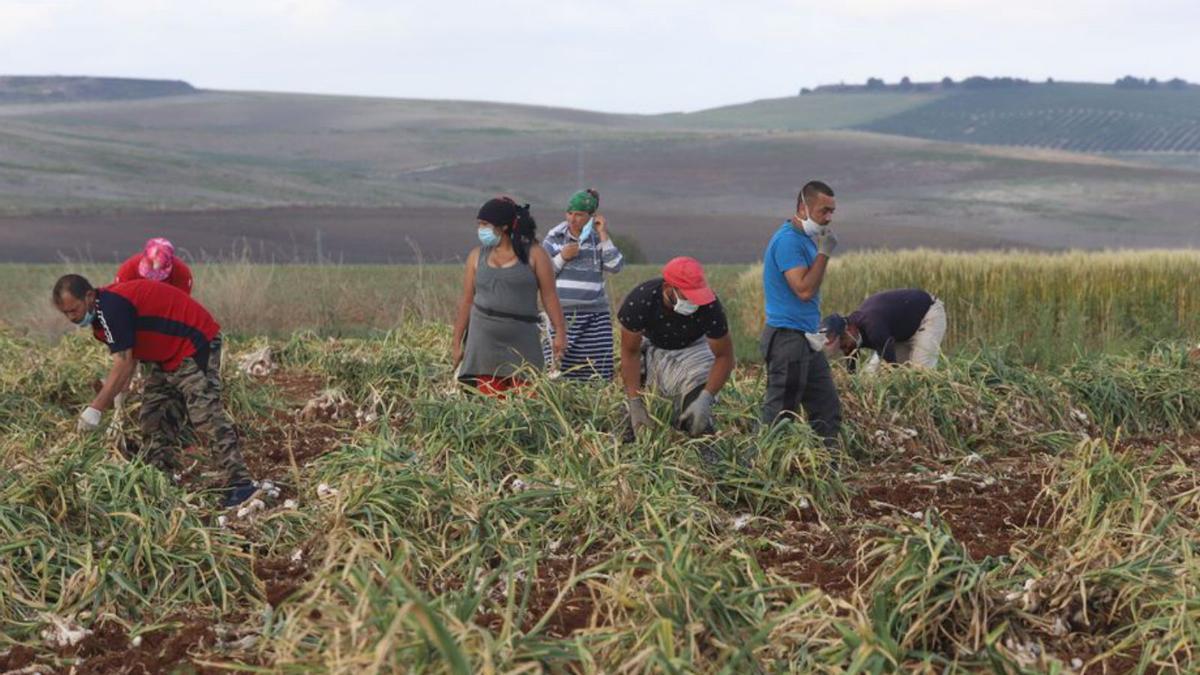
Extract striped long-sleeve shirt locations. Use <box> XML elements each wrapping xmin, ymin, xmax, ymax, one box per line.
<box><xmin>541</xmin><ymin>221</ymin><xmax>625</xmax><ymax>313</ymax></box>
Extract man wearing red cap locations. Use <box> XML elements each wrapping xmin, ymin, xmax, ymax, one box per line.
<box><xmin>617</xmin><ymin>257</ymin><xmax>735</xmax><ymax>441</ymax></box>
<box><xmin>115</xmin><ymin>237</ymin><xmax>193</xmax><ymax>293</ymax></box>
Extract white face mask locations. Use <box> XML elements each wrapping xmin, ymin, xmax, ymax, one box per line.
<box><xmin>671</xmin><ymin>289</ymin><xmax>699</xmax><ymax>316</ymax></box>
<box><xmin>578</xmin><ymin>217</ymin><xmax>594</xmax><ymax>242</ymax></box>
<box><xmin>800</xmin><ymin>195</ymin><xmax>827</xmax><ymax>237</ymax></box>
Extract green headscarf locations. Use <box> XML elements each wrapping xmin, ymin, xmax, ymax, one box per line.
<box><xmin>566</xmin><ymin>189</ymin><xmax>598</xmax><ymax>214</ymax></box>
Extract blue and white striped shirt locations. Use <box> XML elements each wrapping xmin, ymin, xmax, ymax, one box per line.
<box><xmin>542</xmin><ymin>221</ymin><xmax>625</xmax><ymax>313</ymax></box>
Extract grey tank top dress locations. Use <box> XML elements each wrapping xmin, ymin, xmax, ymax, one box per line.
<box><xmin>459</xmin><ymin>246</ymin><xmax>545</xmax><ymax>379</ymax></box>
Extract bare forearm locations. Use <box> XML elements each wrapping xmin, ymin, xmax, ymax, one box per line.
<box><xmin>787</xmin><ymin>256</ymin><xmax>830</xmax><ymax>301</ymax></box>
<box><xmin>620</xmin><ymin>351</ymin><xmax>642</xmax><ymax>398</ymax></box>
<box><xmin>90</xmin><ymin>360</ymin><xmax>136</xmax><ymax>411</ymax></box>
<box><xmin>544</xmin><ymin>294</ymin><xmax>567</xmax><ymax>335</ymax></box>
<box><xmin>704</xmin><ymin>353</ymin><xmax>734</xmax><ymax>395</ymax></box>
<box><xmin>452</xmin><ymin>306</ymin><xmax>469</xmax><ymax>347</ymax></box>
<box><xmin>805</xmin><ymin>256</ymin><xmax>830</xmax><ymax>294</ymax></box>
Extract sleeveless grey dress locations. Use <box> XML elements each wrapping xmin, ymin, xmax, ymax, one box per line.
<box><xmin>459</xmin><ymin>246</ymin><xmax>545</xmax><ymax>378</ymax></box>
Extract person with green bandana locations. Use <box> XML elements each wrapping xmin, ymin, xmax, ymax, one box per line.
<box><xmin>540</xmin><ymin>188</ymin><xmax>625</xmax><ymax>380</ymax></box>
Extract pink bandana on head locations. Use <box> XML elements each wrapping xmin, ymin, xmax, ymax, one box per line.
<box><xmin>138</xmin><ymin>237</ymin><xmax>175</xmax><ymax>282</ymax></box>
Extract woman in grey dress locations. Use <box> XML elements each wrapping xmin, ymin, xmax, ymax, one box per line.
<box><xmin>452</xmin><ymin>197</ymin><xmax>566</xmax><ymax>395</ymax></box>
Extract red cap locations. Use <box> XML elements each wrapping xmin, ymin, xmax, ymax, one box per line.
<box><xmin>662</xmin><ymin>256</ymin><xmax>716</xmax><ymax>306</ymax></box>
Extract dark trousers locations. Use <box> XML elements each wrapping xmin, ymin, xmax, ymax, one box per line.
<box><xmin>760</xmin><ymin>326</ymin><xmax>842</xmax><ymax>450</ymax></box>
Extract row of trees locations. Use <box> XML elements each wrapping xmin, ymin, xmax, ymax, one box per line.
<box><xmin>1114</xmin><ymin>76</ymin><xmax>1190</xmax><ymax>90</ymax></box>
<box><xmin>808</xmin><ymin>76</ymin><xmax>1034</xmax><ymax>94</ymax></box>
<box><xmin>804</xmin><ymin>76</ymin><xmax>1191</xmax><ymax>95</ymax></box>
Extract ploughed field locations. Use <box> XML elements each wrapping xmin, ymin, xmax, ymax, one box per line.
<box><xmin>2</xmin><ymin>325</ymin><xmax>1199</xmax><ymax>673</ymax></box>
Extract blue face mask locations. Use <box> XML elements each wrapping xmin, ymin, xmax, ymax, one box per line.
<box><xmin>76</xmin><ymin>308</ymin><xmax>95</xmax><ymax>328</ymax></box>
<box><xmin>477</xmin><ymin>225</ymin><xmax>500</xmax><ymax>247</ymax></box>
<box><xmin>578</xmin><ymin>217</ymin><xmax>595</xmax><ymax>242</ymax></box>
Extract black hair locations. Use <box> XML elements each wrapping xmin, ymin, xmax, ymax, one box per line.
<box><xmin>797</xmin><ymin>180</ymin><xmax>835</xmax><ymax>212</ymax></box>
<box><xmin>52</xmin><ymin>274</ymin><xmax>94</xmax><ymax>305</ymax></box>
<box><xmin>510</xmin><ymin>202</ymin><xmax>537</xmax><ymax>265</ymax></box>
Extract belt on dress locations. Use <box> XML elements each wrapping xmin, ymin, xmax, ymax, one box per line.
<box><xmin>473</xmin><ymin>303</ymin><xmax>540</xmax><ymax>324</ymax></box>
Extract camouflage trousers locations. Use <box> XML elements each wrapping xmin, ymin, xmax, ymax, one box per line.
<box><xmin>139</xmin><ymin>337</ymin><xmax>250</xmax><ymax>483</ymax></box>
<box><xmin>146</xmin><ymin>335</ymin><xmax>222</xmax><ymax>448</ymax></box>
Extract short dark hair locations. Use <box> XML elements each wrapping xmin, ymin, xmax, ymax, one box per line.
<box><xmin>797</xmin><ymin>181</ymin><xmax>835</xmax><ymax>212</ymax></box>
<box><xmin>52</xmin><ymin>274</ymin><xmax>94</xmax><ymax>305</ymax></box>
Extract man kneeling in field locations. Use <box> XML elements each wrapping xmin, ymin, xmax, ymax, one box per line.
<box><xmin>52</xmin><ymin>274</ymin><xmax>257</xmax><ymax>507</ymax></box>
<box><xmin>618</xmin><ymin>257</ymin><xmax>735</xmax><ymax>441</ymax></box>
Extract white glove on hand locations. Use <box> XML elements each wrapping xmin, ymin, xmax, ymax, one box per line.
<box><xmin>77</xmin><ymin>406</ymin><xmax>102</xmax><ymax>432</ymax></box>
<box><xmin>815</xmin><ymin>229</ymin><xmax>838</xmax><ymax>257</ymax></box>
<box><xmin>678</xmin><ymin>390</ymin><xmax>715</xmax><ymax>436</ymax></box>
<box><xmin>627</xmin><ymin>397</ymin><xmax>652</xmax><ymax>435</ymax></box>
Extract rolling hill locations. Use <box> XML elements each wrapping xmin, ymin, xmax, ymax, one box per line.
<box><xmin>0</xmin><ymin>77</ymin><xmax>1198</xmax><ymax>262</ymax></box>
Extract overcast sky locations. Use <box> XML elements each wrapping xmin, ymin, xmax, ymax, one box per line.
<box><xmin>1</xmin><ymin>0</ymin><xmax>1195</xmax><ymax>113</ymax></box>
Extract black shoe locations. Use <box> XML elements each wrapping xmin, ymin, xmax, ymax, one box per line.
<box><xmin>223</xmin><ymin>479</ymin><xmax>257</xmax><ymax>508</ymax></box>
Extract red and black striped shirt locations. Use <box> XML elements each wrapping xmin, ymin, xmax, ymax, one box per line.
<box><xmin>90</xmin><ymin>280</ymin><xmax>220</xmax><ymax>372</ymax></box>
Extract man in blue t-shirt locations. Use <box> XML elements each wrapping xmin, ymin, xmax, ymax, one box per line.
<box><xmin>760</xmin><ymin>180</ymin><xmax>843</xmax><ymax>453</ymax></box>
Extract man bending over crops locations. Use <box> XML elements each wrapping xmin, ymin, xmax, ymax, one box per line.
<box><xmin>821</xmin><ymin>288</ymin><xmax>947</xmax><ymax>372</ymax></box>
<box><xmin>52</xmin><ymin>274</ymin><xmax>257</xmax><ymax>507</ymax></box>
<box><xmin>618</xmin><ymin>257</ymin><xmax>734</xmax><ymax>440</ymax></box>
<box><xmin>759</xmin><ymin>180</ymin><xmax>842</xmax><ymax>452</ymax></box>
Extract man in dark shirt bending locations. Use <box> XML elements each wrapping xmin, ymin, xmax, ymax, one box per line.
<box><xmin>617</xmin><ymin>256</ymin><xmax>735</xmax><ymax>439</ymax></box>
<box><xmin>821</xmin><ymin>288</ymin><xmax>947</xmax><ymax>370</ymax></box>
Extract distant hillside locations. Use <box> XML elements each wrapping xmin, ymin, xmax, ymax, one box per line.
<box><xmin>855</xmin><ymin>82</ymin><xmax>1200</xmax><ymax>152</ymax></box>
<box><xmin>654</xmin><ymin>93</ymin><xmax>935</xmax><ymax>131</ymax></box>
<box><xmin>0</xmin><ymin>76</ymin><xmax>196</xmax><ymax>104</ymax></box>
<box><xmin>1</xmin><ymin>83</ymin><xmax>1199</xmax><ymax>260</ymax></box>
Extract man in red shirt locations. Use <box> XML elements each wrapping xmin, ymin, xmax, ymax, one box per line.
<box><xmin>114</xmin><ymin>237</ymin><xmax>193</xmax><ymax>293</ymax></box>
<box><xmin>113</xmin><ymin>237</ymin><xmax>218</xmax><ymax>447</ymax></box>
<box><xmin>52</xmin><ymin>273</ymin><xmax>256</xmax><ymax>507</ymax></box>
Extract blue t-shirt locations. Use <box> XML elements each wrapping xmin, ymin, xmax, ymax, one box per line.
<box><xmin>762</xmin><ymin>221</ymin><xmax>821</xmax><ymax>332</ymax></box>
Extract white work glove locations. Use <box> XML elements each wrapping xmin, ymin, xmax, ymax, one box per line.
<box><xmin>627</xmin><ymin>397</ymin><xmax>652</xmax><ymax>436</ymax></box>
<box><xmin>678</xmin><ymin>390</ymin><xmax>715</xmax><ymax>436</ymax></box>
<box><xmin>815</xmin><ymin>229</ymin><xmax>838</xmax><ymax>257</ymax></box>
<box><xmin>77</xmin><ymin>406</ymin><xmax>102</xmax><ymax>432</ymax></box>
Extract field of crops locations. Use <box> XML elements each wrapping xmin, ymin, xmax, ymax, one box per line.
<box><xmin>5</xmin><ymin>249</ymin><xmax>1200</xmax><ymax>365</ymax></box>
<box><xmin>2</xmin><ymin>314</ymin><xmax>1200</xmax><ymax>672</ymax></box>
<box><xmin>859</xmin><ymin>84</ymin><xmax>1200</xmax><ymax>152</ymax></box>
